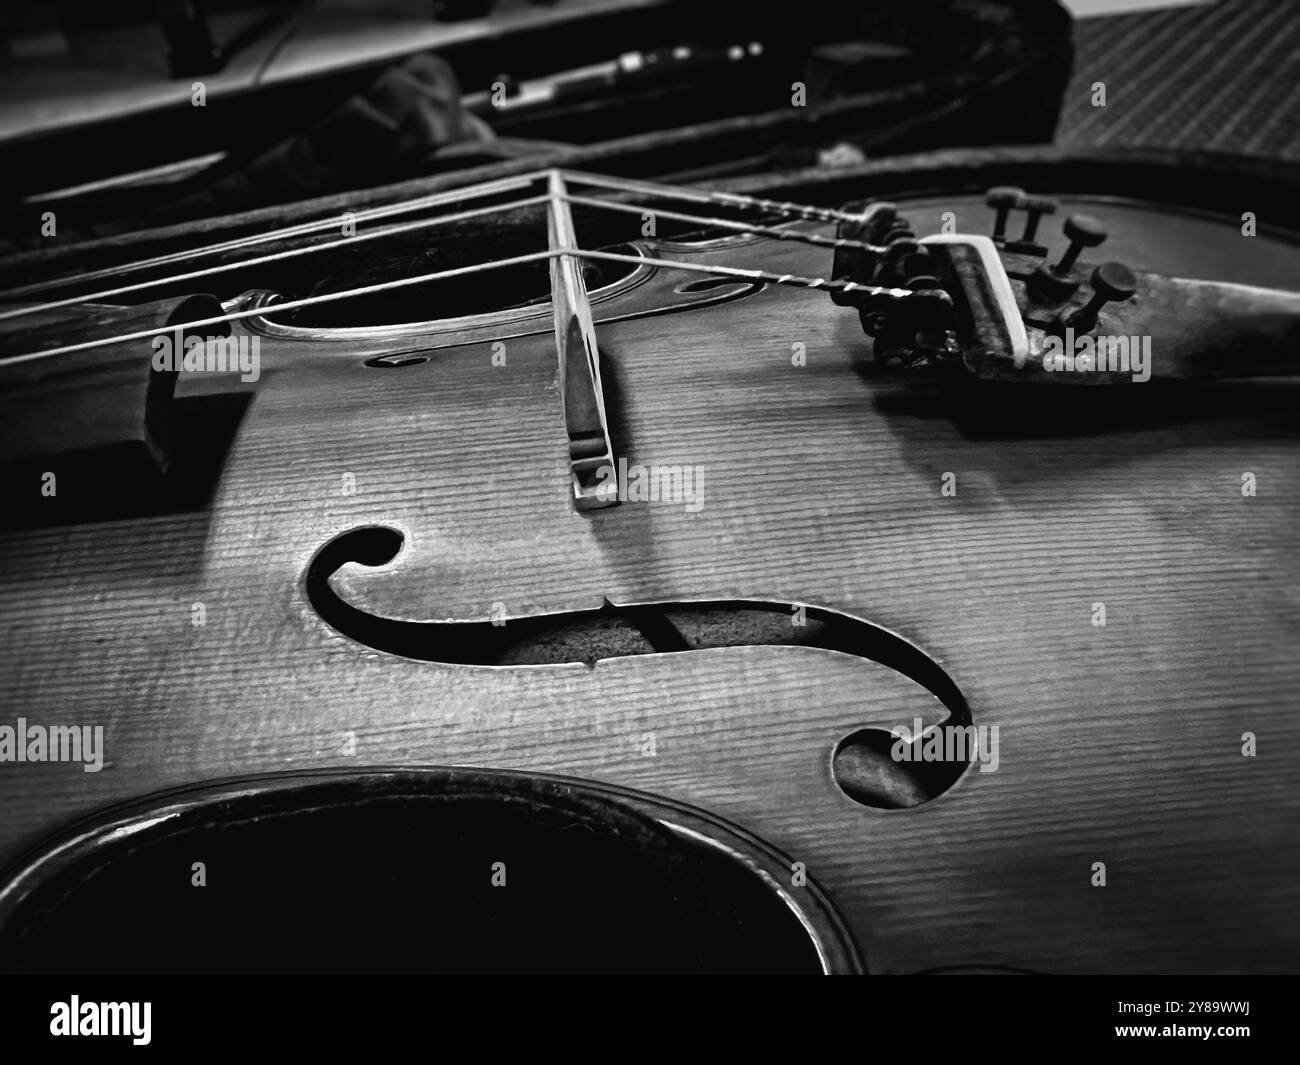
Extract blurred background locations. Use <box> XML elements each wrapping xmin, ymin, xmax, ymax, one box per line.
<box><xmin>0</xmin><ymin>0</ymin><xmax>1293</xmax><ymax>244</ymax></box>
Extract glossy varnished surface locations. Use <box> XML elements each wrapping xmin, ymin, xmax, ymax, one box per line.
<box><xmin>1</xmin><ymin>191</ymin><xmax>1297</xmax><ymax>973</ymax></box>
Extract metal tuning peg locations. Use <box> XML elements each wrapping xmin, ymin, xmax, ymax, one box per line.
<box><xmin>1029</xmin><ymin>212</ymin><xmax>1108</xmax><ymax>302</ymax></box>
<box><xmin>1065</xmin><ymin>261</ymin><xmax>1138</xmax><ymax>332</ymax></box>
<box><xmin>1055</xmin><ymin>213</ymin><xmax>1108</xmax><ymax>273</ymax></box>
<box><xmin>1003</xmin><ymin>195</ymin><xmax>1058</xmax><ymax>257</ymax></box>
<box><xmin>984</xmin><ymin>186</ymin><xmax>1027</xmax><ymax>244</ymax></box>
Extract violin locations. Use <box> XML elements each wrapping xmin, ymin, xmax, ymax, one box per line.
<box><xmin>0</xmin><ymin>145</ymin><xmax>1296</xmax><ymax>974</ymax></box>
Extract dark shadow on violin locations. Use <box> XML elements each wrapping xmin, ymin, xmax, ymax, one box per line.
<box><xmin>868</xmin><ymin>377</ymin><xmax>1300</xmax><ymax>442</ymax></box>
<box><xmin>0</xmin><ymin>392</ymin><xmax>250</xmax><ymax>532</ymax></box>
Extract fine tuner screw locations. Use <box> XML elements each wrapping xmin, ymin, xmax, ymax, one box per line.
<box><xmin>1066</xmin><ymin>261</ymin><xmax>1138</xmax><ymax>330</ymax></box>
<box><xmin>1019</xmin><ymin>195</ymin><xmax>1058</xmax><ymax>244</ymax></box>
<box><xmin>985</xmin><ymin>186</ymin><xmax>1027</xmax><ymax>242</ymax></box>
<box><xmin>1054</xmin><ymin>213</ymin><xmax>1108</xmax><ymax>274</ymax></box>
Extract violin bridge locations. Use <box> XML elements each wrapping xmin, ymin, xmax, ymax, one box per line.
<box><xmin>547</xmin><ymin>171</ymin><xmax>618</xmax><ymax>511</ymax></box>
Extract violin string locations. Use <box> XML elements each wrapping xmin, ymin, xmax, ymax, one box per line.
<box><xmin>562</xmin><ymin>170</ymin><xmax>873</xmax><ymax>225</ymax></box>
<box><xmin>0</xmin><ymin>191</ymin><xmax>883</xmax><ymax>327</ymax></box>
<box><xmin>0</xmin><ymin>171</ymin><xmax>544</xmax><ymax>299</ymax></box>
<box><xmin>1</xmin><ymin>247</ymin><xmax>907</xmax><ymax>365</ymax></box>
<box><xmin>0</xmin><ymin>194</ymin><xmax>554</xmax><ymax>325</ymax></box>
<box><xmin>1</xmin><ymin>250</ymin><xmax>554</xmax><ymax>364</ymax></box>
<box><xmin>561</xmin><ymin>193</ymin><xmax>884</xmax><ymax>255</ymax></box>
<box><xmin>0</xmin><ymin>169</ymin><xmax>875</xmax><ymax>301</ymax></box>
<box><xmin>574</xmin><ymin>248</ymin><xmax>903</xmax><ymax>296</ymax></box>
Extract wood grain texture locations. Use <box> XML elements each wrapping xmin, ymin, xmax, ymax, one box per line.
<box><xmin>0</xmin><ymin>190</ymin><xmax>1297</xmax><ymax>973</ymax></box>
